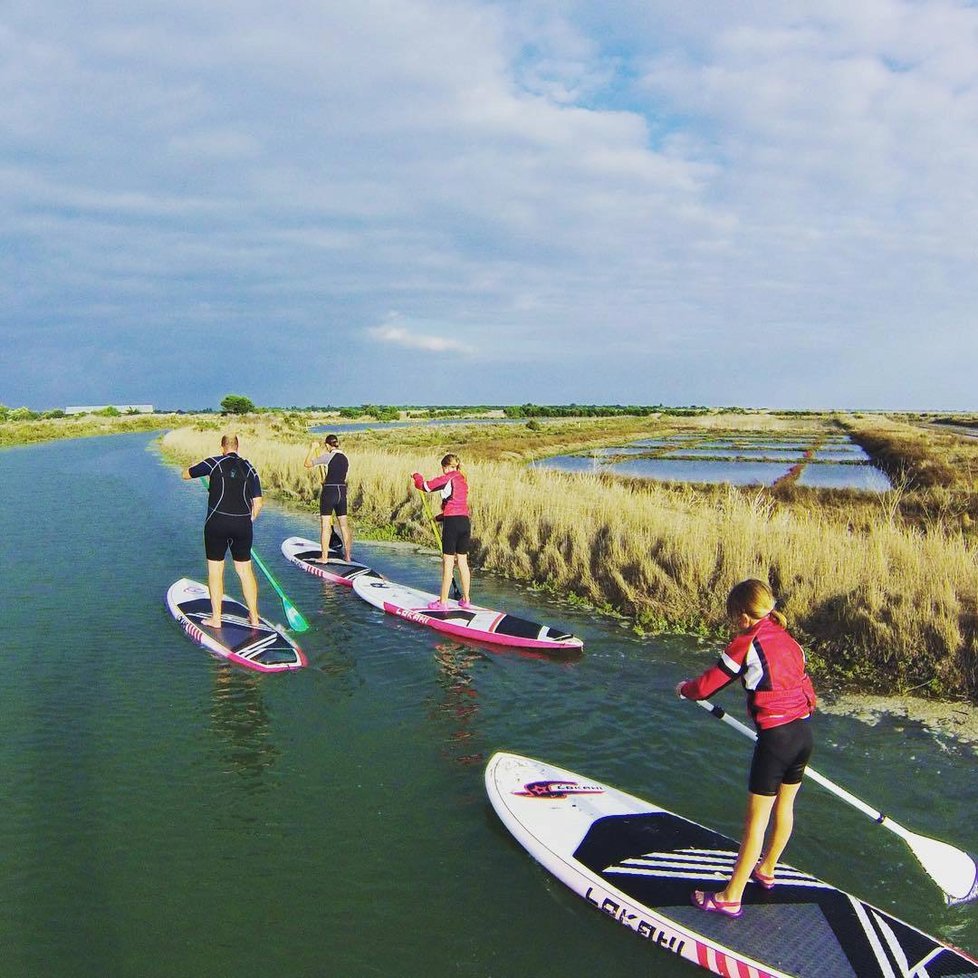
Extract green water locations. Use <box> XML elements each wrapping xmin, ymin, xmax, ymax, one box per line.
<box><xmin>1</xmin><ymin>433</ymin><xmax>975</xmax><ymax>977</ymax></box>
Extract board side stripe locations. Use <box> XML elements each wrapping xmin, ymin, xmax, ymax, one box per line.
<box><xmin>850</xmin><ymin>896</ymin><xmax>899</xmax><ymax>978</ymax></box>
<box><xmin>696</xmin><ymin>941</ymin><xmax>710</xmax><ymax>969</ymax></box>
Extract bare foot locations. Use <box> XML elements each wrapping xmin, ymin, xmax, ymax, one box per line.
<box><xmin>249</xmin><ymin>617</ymin><xmax>260</xmax><ymax>628</ymax></box>
<box><xmin>201</xmin><ymin>617</ymin><xmax>222</xmax><ymax>628</ymax></box>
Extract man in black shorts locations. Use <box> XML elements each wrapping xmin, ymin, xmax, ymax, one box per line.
<box><xmin>182</xmin><ymin>434</ymin><xmax>263</xmax><ymax>627</ymax></box>
<box><xmin>304</xmin><ymin>434</ymin><xmax>352</xmax><ymax>562</ymax></box>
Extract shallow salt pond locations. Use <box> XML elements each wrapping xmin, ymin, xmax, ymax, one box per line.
<box><xmin>536</xmin><ymin>431</ymin><xmax>890</xmax><ymax>491</ymax></box>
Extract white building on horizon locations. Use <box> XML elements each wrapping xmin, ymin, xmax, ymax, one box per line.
<box><xmin>65</xmin><ymin>404</ymin><xmax>155</xmax><ymax>415</ymax></box>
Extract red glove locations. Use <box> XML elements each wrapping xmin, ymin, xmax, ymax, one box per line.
<box><xmin>412</xmin><ymin>472</ymin><xmax>425</xmax><ymax>490</ymax></box>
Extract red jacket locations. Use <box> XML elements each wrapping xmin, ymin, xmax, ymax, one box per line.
<box><xmin>422</xmin><ymin>470</ymin><xmax>469</xmax><ymax>517</ymax></box>
<box><xmin>680</xmin><ymin>616</ymin><xmax>816</xmax><ymax>730</ymax></box>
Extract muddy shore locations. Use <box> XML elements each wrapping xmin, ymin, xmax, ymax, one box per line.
<box><xmin>820</xmin><ymin>692</ymin><xmax>978</xmax><ymax>752</ymax></box>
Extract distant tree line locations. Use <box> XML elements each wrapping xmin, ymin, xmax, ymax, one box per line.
<box><xmin>337</xmin><ymin>404</ymin><xmax>400</xmax><ymax>421</ymax></box>
<box><xmin>502</xmin><ymin>403</ymin><xmax>713</xmax><ymax>418</ymax></box>
<box><xmin>0</xmin><ymin>405</ymin><xmax>65</xmax><ymax>421</ymax></box>
<box><xmin>0</xmin><ymin>404</ymin><xmax>138</xmax><ymax>422</ymax></box>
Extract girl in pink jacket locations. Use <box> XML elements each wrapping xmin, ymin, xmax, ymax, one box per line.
<box><xmin>412</xmin><ymin>454</ymin><xmax>472</xmax><ymax>611</ymax></box>
<box><xmin>677</xmin><ymin>579</ymin><xmax>816</xmax><ymax>918</ymax></box>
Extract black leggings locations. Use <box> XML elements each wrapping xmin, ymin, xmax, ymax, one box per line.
<box><xmin>440</xmin><ymin>515</ymin><xmax>471</xmax><ymax>555</ymax></box>
<box><xmin>749</xmin><ymin>717</ymin><xmax>813</xmax><ymax>796</ymax></box>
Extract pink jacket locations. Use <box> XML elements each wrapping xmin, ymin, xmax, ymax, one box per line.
<box><xmin>421</xmin><ymin>470</ymin><xmax>469</xmax><ymax>517</ymax></box>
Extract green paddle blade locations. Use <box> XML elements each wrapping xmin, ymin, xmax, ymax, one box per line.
<box><xmin>251</xmin><ymin>549</ymin><xmax>309</xmax><ymax>633</ymax></box>
<box><xmin>284</xmin><ymin>601</ymin><xmax>310</xmax><ymax>633</ymax></box>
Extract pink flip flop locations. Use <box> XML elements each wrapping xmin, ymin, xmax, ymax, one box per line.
<box><xmin>691</xmin><ymin>890</ymin><xmax>743</xmax><ymax>918</ymax></box>
<box><xmin>752</xmin><ymin>865</ymin><xmax>776</xmax><ymax>890</ymax></box>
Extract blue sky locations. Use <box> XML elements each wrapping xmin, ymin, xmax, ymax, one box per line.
<box><xmin>3</xmin><ymin>0</ymin><xmax>978</xmax><ymax>411</ymax></box>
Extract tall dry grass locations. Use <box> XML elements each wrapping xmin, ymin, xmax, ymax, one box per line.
<box><xmin>161</xmin><ymin>423</ymin><xmax>978</xmax><ymax>701</ymax></box>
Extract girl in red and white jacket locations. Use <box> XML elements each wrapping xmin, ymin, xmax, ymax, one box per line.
<box><xmin>677</xmin><ymin>579</ymin><xmax>817</xmax><ymax>918</ymax></box>
<box><xmin>412</xmin><ymin>454</ymin><xmax>472</xmax><ymax>611</ymax></box>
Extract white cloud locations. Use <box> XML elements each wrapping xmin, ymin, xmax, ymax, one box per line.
<box><xmin>1</xmin><ymin>0</ymin><xmax>978</xmax><ymax>408</ymax></box>
<box><xmin>366</xmin><ymin>320</ymin><xmax>476</xmax><ymax>356</ymax></box>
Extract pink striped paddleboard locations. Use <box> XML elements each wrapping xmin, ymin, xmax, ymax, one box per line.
<box><xmin>166</xmin><ymin>578</ymin><xmax>306</xmax><ymax>672</ymax></box>
<box><xmin>281</xmin><ymin>535</ymin><xmax>381</xmax><ymax>587</ymax></box>
<box><xmin>485</xmin><ymin>752</ymin><xmax>978</xmax><ymax>978</ymax></box>
<box><xmin>351</xmin><ymin>576</ymin><xmax>583</xmax><ymax>652</ymax></box>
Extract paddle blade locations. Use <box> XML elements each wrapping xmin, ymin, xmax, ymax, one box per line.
<box><xmin>284</xmin><ymin>602</ymin><xmax>310</xmax><ymax>633</ymax></box>
<box><xmin>887</xmin><ymin>824</ymin><xmax>978</xmax><ymax>906</ymax></box>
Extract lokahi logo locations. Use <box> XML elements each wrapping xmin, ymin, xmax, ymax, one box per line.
<box><xmin>515</xmin><ymin>780</ymin><xmax>605</xmax><ymax>799</ymax></box>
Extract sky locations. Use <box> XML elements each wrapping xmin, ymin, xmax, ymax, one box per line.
<box><xmin>3</xmin><ymin>0</ymin><xmax>978</xmax><ymax>411</ymax></box>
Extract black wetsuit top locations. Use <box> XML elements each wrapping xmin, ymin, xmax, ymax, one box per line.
<box><xmin>310</xmin><ymin>449</ymin><xmax>349</xmax><ymax>486</ymax></box>
<box><xmin>188</xmin><ymin>453</ymin><xmax>262</xmax><ymax>522</ymax></box>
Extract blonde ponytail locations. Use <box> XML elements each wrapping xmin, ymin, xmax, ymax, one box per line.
<box><xmin>727</xmin><ymin>579</ymin><xmax>786</xmax><ymax>627</ymax></box>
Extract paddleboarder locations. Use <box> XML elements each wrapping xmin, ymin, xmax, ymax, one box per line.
<box><xmin>304</xmin><ymin>433</ymin><xmax>353</xmax><ymax>563</ymax></box>
<box><xmin>412</xmin><ymin>453</ymin><xmax>472</xmax><ymax>610</ymax></box>
<box><xmin>182</xmin><ymin>434</ymin><xmax>263</xmax><ymax>628</ymax></box>
<box><xmin>676</xmin><ymin>579</ymin><xmax>817</xmax><ymax>918</ymax></box>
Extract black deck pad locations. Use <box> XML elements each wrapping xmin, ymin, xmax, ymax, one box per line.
<box><xmin>421</xmin><ymin>608</ymin><xmax>478</xmax><ymax>624</ymax></box>
<box><xmin>493</xmin><ymin>614</ymin><xmax>545</xmax><ymax>640</ymax></box>
<box><xmin>181</xmin><ymin>598</ymin><xmax>298</xmax><ymax>665</ymax></box>
<box><xmin>573</xmin><ymin>813</ymin><xmax>978</xmax><ymax>978</ymax></box>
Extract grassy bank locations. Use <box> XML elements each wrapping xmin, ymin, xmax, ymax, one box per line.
<box><xmin>160</xmin><ymin>414</ymin><xmax>978</xmax><ymax>703</ymax></box>
<box><xmin>0</xmin><ymin>413</ymin><xmax>186</xmax><ymax>447</ymax></box>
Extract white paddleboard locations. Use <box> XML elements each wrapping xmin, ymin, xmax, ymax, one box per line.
<box><xmin>281</xmin><ymin>536</ymin><xmax>381</xmax><ymax>587</ymax></box>
<box><xmin>166</xmin><ymin>578</ymin><xmax>306</xmax><ymax>672</ymax></box>
<box><xmin>352</xmin><ymin>576</ymin><xmax>583</xmax><ymax>652</ymax></box>
<box><xmin>485</xmin><ymin>752</ymin><xmax>978</xmax><ymax>978</ymax></box>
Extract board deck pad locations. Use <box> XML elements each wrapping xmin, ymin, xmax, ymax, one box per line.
<box><xmin>352</xmin><ymin>576</ymin><xmax>583</xmax><ymax>651</ymax></box>
<box><xmin>166</xmin><ymin>579</ymin><xmax>306</xmax><ymax>672</ymax></box>
<box><xmin>486</xmin><ymin>752</ymin><xmax>978</xmax><ymax>978</ymax></box>
<box><xmin>281</xmin><ymin>536</ymin><xmax>381</xmax><ymax>586</ymax></box>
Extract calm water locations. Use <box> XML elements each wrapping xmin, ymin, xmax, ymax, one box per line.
<box><xmin>1</xmin><ymin>433</ymin><xmax>974</xmax><ymax>977</ymax></box>
<box><xmin>536</xmin><ymin>433</ymin><xmax>890</xmax><ymax>491</ymax></box>
<box><xmin>534</xmin><ymin>455</ymin><xmax>798</xmax><ymax>486</ymax></box>
<box><xmin>796</xmin><ymin>463</ymin><xmax>893</xmax><ymax>491</ymax></box>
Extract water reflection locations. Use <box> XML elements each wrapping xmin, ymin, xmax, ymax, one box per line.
<box><xmin>208</xmin><ymin>666</ymin><xmax>279</xmax><ymax>786</ymax></box>
<box><xmin>427</xmin><ymin>642</ymin><xmax>486</xmax><ymax>767</ymax></box>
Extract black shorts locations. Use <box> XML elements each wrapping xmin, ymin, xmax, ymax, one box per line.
<box><xmin>320</xmin><ymin>484</ymin><xmax>348</xmax><ymax>517</ymax></box>
<box><xmin>748</xmin><ymin>717</ymin><xmax>813</xmax><ymax>796</ymax></box>
<box><xmin>440</xmin><ymin>515</ymin><xmax>471</xmax><ymax>555</ymax></box>
<box><xmin>204</xmin><ymin>514</ymin><xmax>254</xmax><ymax>562</ymax></box>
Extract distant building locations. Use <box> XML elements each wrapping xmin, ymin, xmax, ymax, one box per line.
<box><xmin>65</xmin><ymin>404</ymin><xmax>155</xmax><ymax>415</ymax></box>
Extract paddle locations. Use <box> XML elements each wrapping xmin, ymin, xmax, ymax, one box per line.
<box><xmin>250</xmin><ymin>548</ymin><xmax>309</xmax><ymax>633</ymax></box>
<box><xmin>417</xmin><ymin>488</ymin><xmax>462</xmax><ymax>601</ymax></box>
<box><xmin>687</xmin><ymin>696</ymin><xmax>978</xmax><ymax>906</ymax></box>
<box><xmin>196</xmin><ymin>477</ymin><xmax>309</xmax><ymax>632</ymax></box>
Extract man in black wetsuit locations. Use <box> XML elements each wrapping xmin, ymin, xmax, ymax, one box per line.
<box><xmin>182</xmin><ymin>434</ymin><xmax>263</xmax><ymax>627</ymax></box>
